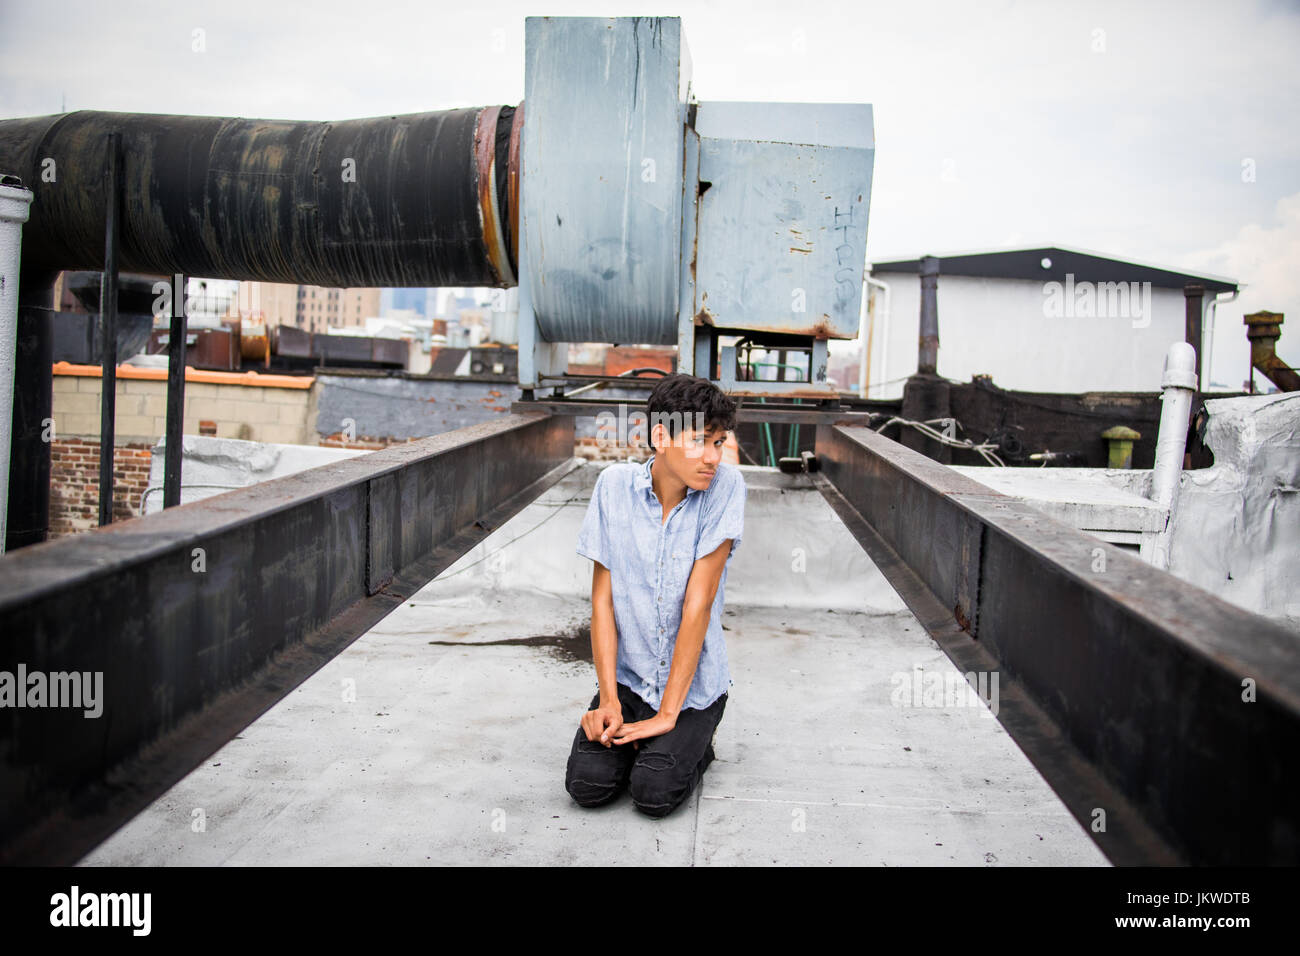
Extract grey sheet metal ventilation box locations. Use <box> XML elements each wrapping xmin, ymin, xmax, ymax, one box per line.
<box><xmin>692</xmin><ymin>101</ymin><xmax>875</xmax><ymax>339</ymax></box>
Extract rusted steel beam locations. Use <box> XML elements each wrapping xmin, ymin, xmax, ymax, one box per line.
<box><xmin>0</xmin><ymin>107</ymin><xmax>522</xmax><ymax>293</ymax></box>
<box><xmin>510</xmin><ymin>397</ymin><xmax>881</xmax><ymax>426</ymax></box>
<box><xmin>816</xmin><ymin>422</ymin><xmax>1300</xmax><ymax>865</ymax></box>
<box><xmin>0</xmin><ymin>411</ymin><xmax>574</xmax><ymax>864</ymax></box>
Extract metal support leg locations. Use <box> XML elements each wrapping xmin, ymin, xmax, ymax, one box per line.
<box><xmin>96</xmin><ymin>132</ymin><xmax>120</xmax><ymax>526</ymax></box>
<box><xmin>163</xmin><ymin>272</ymin><xmax>187</xmax><ymax>508</ymax></box>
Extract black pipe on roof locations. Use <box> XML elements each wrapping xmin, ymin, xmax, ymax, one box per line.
<box><xmin>0</xmin><ymin>107</ymin><xmax>520</xmax><ymax>297</ymax></box>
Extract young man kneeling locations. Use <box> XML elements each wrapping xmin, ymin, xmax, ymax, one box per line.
<box><xmin>565</xmin><ymin>374</ymin><xmax>746</xmax><ymax>818</ymax></box>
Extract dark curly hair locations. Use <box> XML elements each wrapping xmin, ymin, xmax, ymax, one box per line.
<box><xmin>645</xmin><ymin>373</ymin><xmax>738</xmax><ymax>452</ymax></box>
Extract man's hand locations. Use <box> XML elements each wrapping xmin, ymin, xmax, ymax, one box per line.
<box><xmin>610</xmin><ymin>713</ymin><xmax>677</xmax><ymax>747</ymax></box>
<box><xmin>581</xmin><ymin>702</ymin><xmax>624</xmax><ymax>747</ymax></box>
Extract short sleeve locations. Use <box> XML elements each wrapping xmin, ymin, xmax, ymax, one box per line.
<box><xmin>695</xmin><ymin>468</ymin><xmax>746</xmax><ymax>561</ymax></box>
<box><xmin>576</xmin><ymin>468</ymin><xmax>612</xmax><ymax>569</ymax></box>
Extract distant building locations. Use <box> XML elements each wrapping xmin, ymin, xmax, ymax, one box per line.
<box><xmin>296</xmin><ymin>285</ymin><xmax>340</xmax><ymax>333</ymax></box>
<box><xmin>385</xmin><ymin>288</ymin><xmax>431</xmax><ymax>317</ymax></box>
<box><xmin>379</xmin><ymin>287</ymin><xmax>495</xmax><ymax>323</ymax></box>
<box><xmin>185</xmin><ymin>279</ymin><xmax>239</xmax><ymax>325</ymax></box>
<box><xmin>864</xmin><ymin>246</ymin><xmax>1239</xmax><ymax>398</ymax></box>
<box><xmin>229</xmin><ymin>283</ymin><xmax>381</xmax><ymax>333</ymax></box>
<box><xmin>339</xmin><ymin>288</ymin><xmax>381</xmax><ymax>328</ymax></box>
<box><xmin>231</xmin><ymin>281</ymin><xmax>298</xmax><ymax>328</ymax></box>
<box><xmin>445</xmin><ymin>291</ymin><xmax>479</xmax><ymax>320</ymax></box>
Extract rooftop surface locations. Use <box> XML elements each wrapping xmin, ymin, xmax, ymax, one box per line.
<box><xmin>947</xmin><ymin>465</ymin><xmax>1166</xmax><ymax>534</ymax></box>
<box><xmin>81</xmin><ymin>461</ymin><xmax>1108</xmax><ymax>866</ymax></box>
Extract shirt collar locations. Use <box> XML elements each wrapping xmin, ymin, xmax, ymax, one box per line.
<box><xmin>635</xmin><ymin>454</ymin><xmax>702</xmax><ymax>496</ymax></box>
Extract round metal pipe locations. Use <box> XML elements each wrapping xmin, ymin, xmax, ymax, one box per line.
<box><xmin>918</xmin><ymin>254</ymin><xmax>939</xmax><ymax>375</ymax></box>
<box><xmin>0</xmin><ymin>107</ymin><xmax>521</xmax><ymax>290</ymax></box>
<box><xmin>1148</xmin><ymin>342</ymin><xmax>1196</xmax><ymax>570</ymax></box>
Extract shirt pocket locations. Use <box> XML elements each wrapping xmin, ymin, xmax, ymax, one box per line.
<box><xmin>667</xmin><ymin>547</ymin><xmax>694</xmax><ymax>590</ymax></box>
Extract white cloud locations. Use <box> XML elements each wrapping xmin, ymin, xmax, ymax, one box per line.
<box><xmin>1185</xmin><ymin>191</ymin><xmax>1300</xmax><ymax>387</ymax></box>
<box><xmin>2</xmin><ymin>0</ymin><xmax>1297</xmax><ymax>394</ymax></box>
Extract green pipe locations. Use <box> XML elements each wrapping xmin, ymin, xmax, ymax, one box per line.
<box><xmin>788</xmin><ymin>398</ymin><xmax>800</xmax><ymax>457</ymax></box>
<box><xmin>758</xmin><ymin>397</ymin><xmax>776</xmax><ymax>467</ymax></box>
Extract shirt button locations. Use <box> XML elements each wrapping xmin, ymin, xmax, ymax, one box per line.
<box><xmin>660</xmin><ymin>660</ymin><xmax>666</xmax><ymax>666</ymax></box>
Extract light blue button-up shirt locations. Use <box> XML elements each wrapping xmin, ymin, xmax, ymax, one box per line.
<box><xmin>575</xmin><ymin>455</ymin><xmax>747</xmax><ymax>712</ymax></box>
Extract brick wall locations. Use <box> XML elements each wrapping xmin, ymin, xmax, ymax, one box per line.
<box><xmin>48</xmin><ymin>365</ymin><xmax>318</xmax><ymax>538</ymax></box>
<box><xmin>604</xmin><ymin>346</ymin><xmax>675</xmax><ymax>376</ymax></box>
<box><xmin>53</xmin><ymin>368</ymin><xmax>316</xmax><ymax>445</ymax></box>
<box><xmin>49</xmin><ymin>437</ymin><xmax>153</xmax><ymax>537</ymax></box>
<box><xmin>575</xmin><ymin>436</ymin><xmax>648</xmax><ymax>462</ymax></box>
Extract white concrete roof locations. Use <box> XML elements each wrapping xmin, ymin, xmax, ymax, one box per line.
<box><xmin>949</xmin><ymin>466</ymin><xmax>1167</xmax><ymax>533</ymax></box>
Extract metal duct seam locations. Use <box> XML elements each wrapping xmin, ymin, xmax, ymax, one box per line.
<box><xmin>474</xmin><ymin>105</ymin><xmax>515</xmax><ymax>287</ymax></box>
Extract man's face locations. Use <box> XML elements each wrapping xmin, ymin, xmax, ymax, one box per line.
<box><xmin>655</xmin><ymin>421</ymin><xmax>727</xmax><ymax>489</ymax></box>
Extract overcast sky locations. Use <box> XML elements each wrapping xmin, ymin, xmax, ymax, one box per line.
<box><xmin>2</xmin><ymin>0</ymin><xmax>1297</xmax><ymax>385</ymax></box>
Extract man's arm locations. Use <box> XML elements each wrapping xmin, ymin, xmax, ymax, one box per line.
<box><xmin>575</xmin><ymin>470</ymin><xmax>624</xmax><ymax>745</ymax></box>
<box><xmin>658</xmin><ymin>539</ymin><xmax>732</xmax><ymax>721</ymax></box>
<box><xmin>611</xmin><ymin>538</ymin><xmax>732</xmax><ymax>744</ymax></box>
<box><xmin>581</xmin><ymin>561</ymin><xmax>625</xmax><ymax>746</ymax></box>
<box><xmin>590</xmin><ymin>562</ymin><xmax>619</xmax><ymax>708</ymax></box>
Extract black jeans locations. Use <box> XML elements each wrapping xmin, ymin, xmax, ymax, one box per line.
<box><xmin>565</xmin><ymin>682</ymin><xmax>728</xmax><ymax>818</ymax></box>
